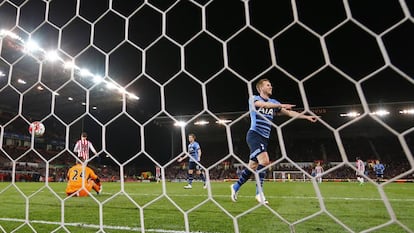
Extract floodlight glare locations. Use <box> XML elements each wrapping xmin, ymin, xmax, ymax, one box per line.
<box><xmin>194</xmin><ymin>120</ymin><xmax>209</xmax><ymax>125</ymax></box>
<box><xmin>64</xmin><ymin>61</ymin><xmax>75</xmax><ymax>69</ymax></box>
<box><xmin>127</xmin><ymin>93</ymin><xmax>139</xmax><ymax>100</ymax></box>
<box><xmin>174</xmin><ymin>121</ymin><xmax>186</xmax><ymax>127</ymax></box>
<box><xmin>80</xmin><ymin>68</ymin><xmax>92</xmax><ymax>77</ymax></box>
<box><xmin>371</xmin><ymin>109</ymin><xmax>389</xmax><ymax>116</ymax></box>
<box><xmin>25</xmin><ymin>40</ymin><xmax>40</xmax><ymax>52</ymax></box>
<box><xmin>399</xmin><ymin>109</ymin><xmax>414</xmax><ymax>114</ymax></box>
<box><xmin>216</xmin><ymin>119</ymin><xmax>232</xmax><ymax>124</ymax></box>
<box><xmin>45</xmin><ymin>51</ymin><xmax>60</xmax><ymax>62</ymax></box>
<box><xmin>118</xmin><ymin>87</ymin><xmax>126</xmax><ymax>93</ymax></box>
<box><xmin>106</xmin><ymin>82</ymin><xmax>117</xmax><ymax>89</ymax></box>
<box><xmin>17</xmin><ymin>79</ymin><xmax>26</xmax><ymax>84</ymax></box>
<box><xmin>93</xmin><ymin>75</ymin><xmax>103</xmax><ymax>84</ymax></box>
<box><xmin>0</xmin><ymin>29</ymin><xmax>21</xmax><ymax>40</ymax></box>
<box><xmin>0</xmin><ymin>28</ymin><xmax>143</xmax><ymax>106</ymax></box>
<box><xmin>339</xmin><ymin>112</ymin><xmax>360</xmax><ymax>117</ymax></box>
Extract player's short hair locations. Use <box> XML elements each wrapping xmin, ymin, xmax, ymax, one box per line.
<box><xmin>81</xmin><ymin>132</ymin><xmax>88</xmax><ymax>138</ymax></box>
<box><xmin>188</xmin><ymin>133</ymin><xmax>196</xmax><ymax>139</ymax></box>
<box><xmin>356</xmin><ymin>157</ymin><xmax>360</xmax><ymax>160</ymax></box>
<box><xmin>256</xmin><ymin>78</ymin><xmax>270</xmax><ymax>93</ymax></box>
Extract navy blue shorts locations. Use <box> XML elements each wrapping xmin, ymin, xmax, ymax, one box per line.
<box><xmin>188</xmin><ymin>161</ymin><xmax>201</xmax><ymax>170</ymax></box>
<box><xmin>246</xmin><ymin>130</ymin><xmax>269</xmax><ymax>162</ymax></box>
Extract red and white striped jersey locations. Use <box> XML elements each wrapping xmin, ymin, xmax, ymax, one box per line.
<box><xmin>155</xmin><ymin>166</ymin><xmax>161</xmax><ymax>177</ymax></box>
<box><xmin>315</xmin><ymin>165</ymin><xmax>324</xmax><ymax>174</ymax></box>
<box><xmin>356</xmin><ymin>159</ymin><xmax>365</xmax><ymax>173</ymax></box>
<box><xmin>74</xmin><ymin>139</ymin><xmax>97</xmax><ymax>160</ymax></box>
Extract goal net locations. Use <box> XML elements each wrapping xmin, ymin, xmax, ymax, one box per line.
<box><xmin>0</xmin><ymin>0</ymin><xmax>413</xmax><ymax>232</ymax></box>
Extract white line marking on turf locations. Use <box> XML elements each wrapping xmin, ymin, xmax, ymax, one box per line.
<box><xmin>52</xmin><ymin>191</ymin><xmax>414</xmax><ymax>202</ymax></box>
<box><xmin>0</xmin><ymin>218</ymin><xmax>216</xmax><ymax>233</ymax></box>
<box><xmin>101</xmin><ymin>192</ymin><xmax>414</xmax><ymax>202</ymax></box>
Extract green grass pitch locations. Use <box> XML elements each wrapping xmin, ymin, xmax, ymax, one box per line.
<box><xmin>0</xmin><ymin>181</ymin><xmax>413</xmax><ymax>233</ymax></box>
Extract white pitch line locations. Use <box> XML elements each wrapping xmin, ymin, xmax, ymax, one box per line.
<box><xmin>0</xmin><ymin>218</ymin><xmax>216</xmax><ymax>233</ymax></box>
<box><xmin>107</xmin><ymin>192</ymin><xmax>414</xmax><ymax>202</ymax></box>
<box><xmin>50</xmin><ymin>191</ymin><xmax>414</xmax><ymax>202</ymax></box>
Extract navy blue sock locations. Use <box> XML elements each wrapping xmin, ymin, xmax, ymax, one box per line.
<box><xmin>256</xmin><ymin>164</ymin><xmax>266</xmax><ymax>195</ymax></box>
<box><xmin>199</xmin><ymin>173</ymin><xmax>206</xmax><ymax>184</ymax></box>
<box><xmin>233</xmin><ymin>168</ymin><xmax>252</xmax><ymax>191</ymax></box>
<box><xmin>188</xmin><ymin>173</ymin><xmax>193</xmax><ymax>185</ymax></box>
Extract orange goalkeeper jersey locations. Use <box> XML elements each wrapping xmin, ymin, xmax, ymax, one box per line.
<box><xmin>65</xmin><ymin>164</ymin><xmax>99</xmax><ymax>196</ymax></box>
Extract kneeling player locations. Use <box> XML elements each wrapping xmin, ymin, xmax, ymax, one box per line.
<box><xmin>66</xmin><ymin>160</ymin><xmax>102</xmax><ymax>197</ymax></box>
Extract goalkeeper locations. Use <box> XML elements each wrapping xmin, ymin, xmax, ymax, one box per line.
<box><xmin>65</xmin><ymin>159</ymin><xmax>102</xmax><ymax>197</ymax></box>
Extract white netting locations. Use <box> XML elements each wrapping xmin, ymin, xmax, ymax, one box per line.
<box><xmin>0</xmin><ymin>0</ymin><xmax>413</xmax><ymax>232</ymax></box>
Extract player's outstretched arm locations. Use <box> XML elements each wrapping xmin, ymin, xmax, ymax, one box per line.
<box><xmin>280</xmin><ymin>108</ymin><xmax>318</xmax><ymax>122</ymax></box>
<box><xmin>89</xmin><ymin>142</ymin><xmax>97</xmax><ymax>154</ymax></box>
<box><xmin>255</xmin><ymin>100</ymin><xmax>295</xmax><ymax>110</ymax></box>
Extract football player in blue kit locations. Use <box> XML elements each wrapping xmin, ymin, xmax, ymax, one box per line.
<box><xmin>179</xmin><ymin>133</ymin><xmax>206</xmax><ymax>189</ymax></box>
<box><xmin>231</xmin><ymin>79</ymin><xmax>318</xmax><ymax>204</ymax></box>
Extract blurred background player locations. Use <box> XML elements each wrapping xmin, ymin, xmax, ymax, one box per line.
<box><xmin>373</xmin><ymin>160</ymin><xmax>385</xmax><ymax>183</ymax></box>
<box><xmin>178</xmin><ymin>133</ymin><xmax>206</xmax><ymax>189</ymax></box>
<box><xmin>315</xmin><ymin>162</ymin><xmax>324</xmax><ymax>183</ymax></box>
<box><xmin>231</xmin><ymin>78</ymin><xmax>318</xmax><ymax>204</ymax></box>
<box><xmin>356</xmin><ymin>157</ymin><xmax>365</xmax><ymax>185</ymax></box>
<box><xmin>74</xmin><ymin>132</ymin><xmax>97</xmax><ymax>161</ymax></box>
<box><xmin>65</xmin><ymin>159</ymin><xmax>102</xmax><ymax>197</ymax></box>
<box><xmin>155</xmin><ymin>165</ymin><xmax>161</xmax><ymax>183</ymax></box>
